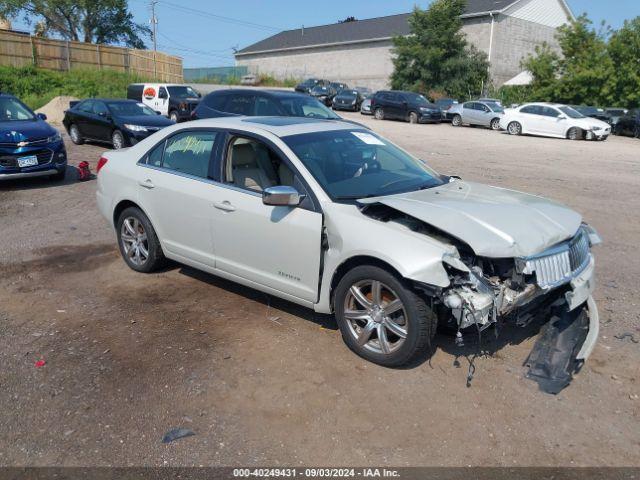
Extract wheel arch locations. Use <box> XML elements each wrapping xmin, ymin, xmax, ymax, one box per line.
<box><xmin>112</xmin><ymin>199</ymin><xmax>152</xmax><ymax>230</ymax></box>
<box><xmin>329</xmin><ymin>255</ymin><xmax>413</xmax><ymax>312</ymax></box>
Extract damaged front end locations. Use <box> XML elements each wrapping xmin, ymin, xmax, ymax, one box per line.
<box><xmin>440</xmin><ymin>224</ymin><xmax>602</xmax><ymax>393</ymax></box>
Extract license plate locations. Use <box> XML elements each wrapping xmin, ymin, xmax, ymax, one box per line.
<box><xmin>17</xmin><ymin>155</ymin><xmax>38</xmax><ymax>168</ymax></box>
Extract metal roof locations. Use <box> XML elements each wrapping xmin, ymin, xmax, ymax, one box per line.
<box><xmin>236</xmin><ymin>0</ymin><xmax>521</xmax><ymax>55</ymax></box>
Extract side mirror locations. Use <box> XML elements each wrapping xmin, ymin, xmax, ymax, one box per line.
<box><xmin>37</xmin><ymin>112</ymin><xmax>47</xmax><ymax>121</ymax></box>
<box><xmin>159</xmin><ymin>92</ymin><xmax>168</xmax><ymax>99</ymax></box>
<box><xmin>558</xmin><ymin>115</ymin><xmax>567</xmax><ymax>120</ymax></box>
<box><xmin>155</xmin><ymin>110</ymin><xmax>162</xmax><ymax>115</ymax></box>
<box><xmin>262</xmin><ymin>185</ymin><xmax>303</xmax><ymax>207</ymax></box>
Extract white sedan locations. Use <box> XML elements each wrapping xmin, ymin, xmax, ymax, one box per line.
<box><xmin>96</xmin><ymin>117</ymin><xmax>600</xmax><ymax>380</ymax></box>
<box><xmin>500</xmin><ymin>103</ymin><xmax>611</xmax><ymax>140</ymax></box>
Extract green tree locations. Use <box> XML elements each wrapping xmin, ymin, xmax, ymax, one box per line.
<box><xmin>0</xmin><ymin>0</ymin><xmax>150</xmax><ymax>48</ymax></box>
<box><xmin>523</xmin><ymin>14</ymin><xmax>614</xmax><ymax>105</ymax></box>
<box><xmin>607</xmin><ymin>17</ymin><xmax>640</xmax><ymax>108</ymax></box>
<box><xmin>390</xmin><ymin>0</ymin><xmax>489</xmax><ymax>99</ymax></box>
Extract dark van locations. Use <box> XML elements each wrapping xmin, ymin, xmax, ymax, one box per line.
<box><xmin>371</xmin><ymin>91</ymin><xmax>442</xmax><ymax>124</ymax></box>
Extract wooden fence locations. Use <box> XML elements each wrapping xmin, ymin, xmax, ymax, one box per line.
<box><xmin>0</xmin><ymin>29</ymin><xmax>183</xmax><ymax>82</ymax></box>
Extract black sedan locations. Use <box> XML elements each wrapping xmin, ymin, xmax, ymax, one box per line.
<box><xmin>332</xmin><ymin>90</ymin><xmax>365</xmax><ymax>111</ymax></box>
<box><xmin>613</xmin><ymin>109</ymin><xmax>640</xmax><ymax>138</ymax></box>
<box><xmin>309</xmin><ymin>85</ymin><xmax>338</xmax><ymax>106</ymax></box>
<box><xmin>62</xmin><ymin>99</ymin><xmax>174</xmax><ymax>149</ymax></box>
<box><xmin>572</xmin><ymin>106</ymin><xmax>612</xmax><ymax>124</ymax></box>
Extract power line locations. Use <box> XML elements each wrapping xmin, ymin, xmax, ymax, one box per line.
<box><xmin>157</xmin><ymin>1</ymin><xmax>282</xmax><ymax>32</ymax></box>
<box><xmin>158</xmin><ymin>32</ymin><xmax>234</xmax><ymax>55</ymax></box>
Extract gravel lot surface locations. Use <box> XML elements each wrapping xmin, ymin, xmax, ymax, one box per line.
<box><xmin>1</xmin><ymin>112</ymin><xmax>639</xmax><ymax>467</ymax></box>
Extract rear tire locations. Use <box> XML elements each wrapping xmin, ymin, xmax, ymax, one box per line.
<box><xmin>334</xmin><ymin>265</ymin><xmax>437</xmax><ymax>367</ymax></box>
<box><xmin>451</xmin><ymin>114</ymin><xmax>462</xmax><ymax>127</ymax></box>
<box><xmin>374</xmin><ymin>108</ymin><xmax>385</xmax><ymax>120</ymax></box>
<box><xmin>507</xmin><ymin>121</ymin><xmax>522</xmax><ymax>136</ymax></box>
<box><xmin>116</xmin><ymin>207</ymin><xmax>166</xmax><ymax>273</ymax></box>
<box><xmin>69</xmin><ymin>124</ymin><xmax>84</xmax><ymax>145</ymax></box>
<box><xmin>634</xmin><ymin>126</ymin><xmax>640</xmax><ymax>138</ymax></box>
<box><xmin>567</xmin><ymin>127</ymin><xmax>583</xmax><ymax>141</ymax></box>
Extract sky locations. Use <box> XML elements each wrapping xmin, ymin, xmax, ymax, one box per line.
<box><xmin>10</xmin><ymin>0</ymin><xmax>640</xmax><ymax>68</ymax></box>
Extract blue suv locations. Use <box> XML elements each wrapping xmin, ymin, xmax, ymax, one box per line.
<box><xmin>0</xmin><ymin>93</ymin><xmax>67</xmax><ymax>181</ymax></box>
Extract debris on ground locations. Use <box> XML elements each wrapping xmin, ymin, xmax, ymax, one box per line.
<box><xmin>35</xmin><ymin>96</ymin><xmax>79</xmax><ymax>124</ymax></box>
<box><xmin>162</xmin><ymin>428</ymin><xmax>195</xmax><ymax>444</ymax></box>
<box><xmin>34</xmin><ymin>359</ymin><xmax>46</xmax><ymax>368</ymax></box>
<box><xmin>614</xmin><ymin>333</ymin><xmax>639</xmax><ymax>344</ymax></box>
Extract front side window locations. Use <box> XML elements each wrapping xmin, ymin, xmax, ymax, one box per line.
<box><xmin>107</xmin><ymin>101</ymin><xmax>157</xmax><ymax>116</ymax></box>
<box><xmin>255</xmin><ymin>96</ymin><xmax>282</xmax><ymax>116</ymax></box>
<box><xmin>283</xmin><ymin>130</ymin><xmax>444</xmax><ymax>200</ymax></box>
<box><xmin>78</xmin><ymin>100</ymin><xmax>94</xmax><ymax>114</ymax></box>
<box><xmin>225</xmin><ymin>137</ymin><xmax>294</xmax><ymax>193</ymax></box>
<box><xmin>541</xmin><ymin>106</ymin><xmax>560</xmax><ymax>118</ymax></box>
<box><xmin>0</xmin><ymin>96</ymin><xmax>36</xmax><ymax>121</ymax></box>
<box><xmin>559</xmin><ymin>106</ymin><xmax>586</xmax><ymax>119</ymax></box>
<box><xmin>167</xmin><ymin>86</ymin><xmax>200</xmax><ymax>99</ymax></box>
<box><xmin>161</xmin><ymin>131</ymin><xmax>216</xmax><ymax>178</ymax></box>
<box><xmin>403</xmin><ymin>93</ymin><xmax>429</xmax><ymax>106</ymax></box>
<box><xmin>93</xmin><ymin>102</ymin><xmax>109</xmax><ymax>116</ymax></box>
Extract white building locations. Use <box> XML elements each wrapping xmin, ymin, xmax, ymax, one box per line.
<box><xmin>235</xmin><ymin>0</ymin><xmax>574</xmax><ymax>89</ymax></box>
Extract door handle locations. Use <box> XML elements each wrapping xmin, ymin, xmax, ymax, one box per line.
<box><xmin>138</xmin><ymin>179</ymin><xmax>155</xmax><ymax>189</ymax></box>
<box><xmin>213</xmin><ymin>201</ymin><xmax>236</xmax><ymax>212</ymax></box>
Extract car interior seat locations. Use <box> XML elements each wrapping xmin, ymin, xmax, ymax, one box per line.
<box><xmin>230</xmin><ymin>142</ymin><xmax>276</xmax><ymax>192</ymax></box>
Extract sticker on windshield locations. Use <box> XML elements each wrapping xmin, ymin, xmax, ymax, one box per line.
<box><xmin>351</xmin><ymin>132</ymin><xmax>385</xmax><ymax>145</ymax></box>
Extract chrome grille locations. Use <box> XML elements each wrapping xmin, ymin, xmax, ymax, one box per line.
<box><xmin>522</xmin><ymin>230</ymin><xmax>591</xmax><ymax>289</ymax></box>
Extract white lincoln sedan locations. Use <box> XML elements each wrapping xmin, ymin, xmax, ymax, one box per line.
<box><xmin>96</xmin><ymin>116</ymin><xmax>600</xmax><ymax>386</ymax></box>
<box><xmin>500</xmin><ymin>103</ymin><xmax>611</xmax><ymax>140</ymax></box>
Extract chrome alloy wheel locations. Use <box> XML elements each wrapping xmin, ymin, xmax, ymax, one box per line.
<box><xmin>120</xmin><ymin>217</ymin><xmax>149</xmax><ymax>266</ymax></box>
<box><xmin>343</xmin><ymin>280</ymin><xmax>408</xmax><ymax>355</ymax></box>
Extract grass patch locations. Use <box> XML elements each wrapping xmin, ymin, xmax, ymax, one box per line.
<box><xmin>0</xmin><ymin>66</ymin><xmax>151</xmax><ymax>109</ymax></box>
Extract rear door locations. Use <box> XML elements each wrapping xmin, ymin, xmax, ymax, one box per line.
<box><xmin>208</xmin><ymin>132</ymin><xmax>323</xmax><ymax>303</ymax></box>
<box><xmin>136</xmin><ymin>129</ymin><xmax>221</xmax><ymax>267</ymax></box>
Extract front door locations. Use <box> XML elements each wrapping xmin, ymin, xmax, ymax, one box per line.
<box><xmin>210</xmin><ymin>134</ymin><xmax>323</xmax><ymax>303</ymax></box>
<box><xmin>137</xmin><ymin>130</ymin><xmax>220</xmax><ymax>267</ymax></box>
<box><xmin>90</xmin><ymin>101</ymin><xmax>114</xmax><ymax>141</ymax></box>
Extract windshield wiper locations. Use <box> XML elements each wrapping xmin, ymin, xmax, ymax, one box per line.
<box><xmin>334</xmin><ymin>194</ymin><xmax>378</xmax><ymax>200</ymax></box>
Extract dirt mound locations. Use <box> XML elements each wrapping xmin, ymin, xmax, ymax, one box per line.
<box><xmin>36</xmin><ymin>96</ymin><xmax>78</xmax><ymax>125</ymax></box>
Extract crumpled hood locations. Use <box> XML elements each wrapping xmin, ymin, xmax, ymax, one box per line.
<box><xmin>358</xmin><ymin>181</ymin><xmax>583</xmax><ymax>258</ymax></box>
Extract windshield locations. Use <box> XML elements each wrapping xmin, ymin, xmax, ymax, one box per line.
<box><xmin>404</xmin><ymin>93</ymin><xmax>429</xmax><ymax>106</ymax></box>
<box><xmin>283</xmin><ymin>130</ymin><xmax>444</xmax><ymax>200</ymax></box>
<box><xmin>279</xmin><ymin>96</ymin><xmax>340</xmax><ymax>120</ymax></box>
<box><xmin>436</xmin><ymin>99</ymin><xmax>455</xmax><ymax>108</ymax></box>
<box><xmin>0</xmin><ymin>96</ymin><xmax>36</xmax><ymax>122</ymax></box>
<box><xmin>166</xmin><ymin>86</ymin><xmax>199</xmax><ymax>99</ymax></box>
<box><xmin>486</xmin><ymin>102</ymin><xmax>505</xmax><ymax>113</ymax></box>
<box><xmin>337</xmin><ymin>90</ymin><xmax>358</xmax><ymax>98</ymax></box>
<box><xmin>106</xmin><ymin>102</ymin><xmax>158</xmax><ymax>116</ymax></box>
<box><xmin>607</xmin><ymin>109</ymin><xmax>626</xmax><ymax>116</ymax></box>
<box><xmin>300</xmin><ymin>79</ymin><xmax>318</xmax><ymax>86</ymax></box>
<box><xmin>559</xmin><ymin>106</ymin><xmax>585</xmax><ymax>119</ymax></box>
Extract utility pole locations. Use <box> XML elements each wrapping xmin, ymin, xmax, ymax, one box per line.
<box><xmin>150</xmin><ymin>0</ymin><xmax>158</xmax><ymax>78</ymax></box>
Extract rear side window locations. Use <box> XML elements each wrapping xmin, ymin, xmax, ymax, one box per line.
<box><xmin>204</xmin><ymin>93</ymin><xmax>227</xmax><ymax>111</ymax></box>
<box><xmin>162</xmin><ymin>131</ymin><xmax>217</xmax><ymax>178</ymax></box>
<box><xmin>520</xmin><ymin>105</ymin><xmax>541</xmax><ymax>115</ymax></box>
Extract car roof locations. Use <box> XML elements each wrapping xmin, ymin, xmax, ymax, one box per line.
<box><xmin>208</xmin><ymin>89</ymin><xmax>308</xmax><ymax>99</ymax></box>
<box><xmin>183</xmin><ymin>116</ymin><xmax>363</xmax><ymax>137</ymax></box>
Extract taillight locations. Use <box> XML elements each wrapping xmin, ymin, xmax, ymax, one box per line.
<box><xmin>97</xmin><ymin>157</ymin><xmax>108</xmax><ymax>173</ymax></box>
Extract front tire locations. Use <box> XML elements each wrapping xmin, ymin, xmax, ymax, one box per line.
<box><xmin>334</xmin><ymin>265</ymin><xmax>437</xmax><ymax>367</ymax></box>
<box><xmin>451</xmin><ymin>114</ymin><xmax>462</xmax><ymax>126</ymax></box>
<box><xmin>169</xmin><ymin>110</ymin><xmax>179</xmax><ymax>123</ymax></box>
<box><xmin>408</xmin><ymin>112</ymin><xmax>418</xmax><ymax>124</ymax></box>
<box><xmin>116</xmin><ymin>207</ymin><xmax>166</xmax><ymax>273</ymax></box>
<box><xmin>374</xmin><ymin>108</ymin><xmax>385</xmax><ymax>120</ymax></box>
<box><xmin>507</xmin><ymin>121</ymin><xmax>522</xmax><ymax>136</ymax></box>
<box><xmin>567</xmin><ymin>127</ymin><xmax>583</xmax><ymax>141</ymax></box>
<box><xmin>490</xmin><ymin>118</ymin><xmax>501</xmax><ymax>130</ymax></box>
<box><xmin>112</xmin><ymin>130</ymin><xmax>125</xmax><ymax>150</ymax></box>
